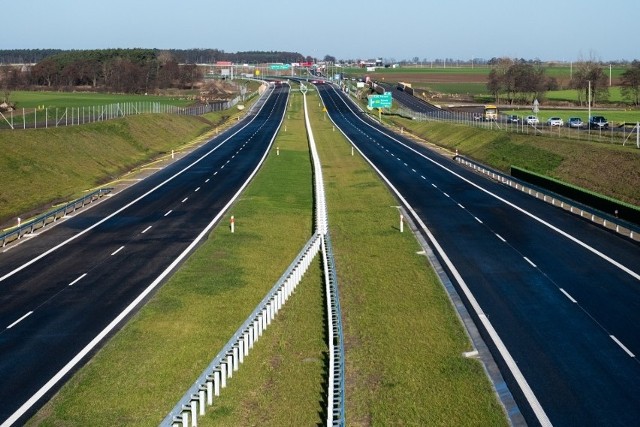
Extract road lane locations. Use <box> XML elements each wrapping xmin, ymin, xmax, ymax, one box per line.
<box><xmin>318</xmin><ymin>83</ymin><xmax>640</xmax><ymax>427</ymax></box>
<box><xmin>0</xmin><ymin>83</ymin><xmax>290</xmax><ymax>425</ymax></box>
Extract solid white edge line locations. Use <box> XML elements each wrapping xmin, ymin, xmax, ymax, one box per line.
<box><xmin>323</xmin><ymin>85</ymin><xmax>553</xmax><ymax>427</ymax></box>
<box><xmin>1</xmin><ymin>83</ymin><xmax>289</xmax><ymax>427</ymax></box>
<box><xmin>610</xmin><ymin>335</ymin><xmax>635</xmax><ymax>357</ymax></box>
<box><xmin>356</xmin><ymin>91</ymin><xmax>640</xmax><ymax>281</ymax></box>
<box><xmin>6</xmin><ymin>311</ymin><xmax>33</xmax><ymax>329</ymax></box>
<box><xmin>559</xmin><ymin>288</ymin><xmax>577</xmax><ymax>303</ymax></box>
<box><xmin>0</xmin><ymin>90</ymin><xmax>274</xmax><ymax>286</ymax></box>
<box><xmin>68</xmin><ymin>273</ymin><xmax>87</xmax><ymax>287</ymax></box>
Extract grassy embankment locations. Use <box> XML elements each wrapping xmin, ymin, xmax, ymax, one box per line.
<box><xmin>28</xmin><ymin>87</ymin><xmax>507</xmax><ymax>426</ymax></box>
<box><xmin>384</xmin><ymin>116</ymin><xmax>640</xmax><ymax>207</ymax></box>
<box><xmin>0</xmin><ymin>99</ymin><xmax>254</xmax><ymax>228</ymax></box>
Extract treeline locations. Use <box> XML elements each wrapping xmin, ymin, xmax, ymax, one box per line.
<box><xmin>0</xmin><ymin>48</ymin><xmax>309</xmax><ymax>65</ymax></box>
<box><xmin>487</xmin><ymin>58</ymin><xmax>640</xmax><ymax>106</ymax></box>
<box><xmin>0</xmin><ymin>48</ymin><xmax>309</xmax><ymax>96</ymax></box>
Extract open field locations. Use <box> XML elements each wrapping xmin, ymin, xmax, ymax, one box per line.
<box><xmin>341</xmin><ymin>65</ymin><xmax>637</xmax><ymax>108</ymax></box>
<box><xmin>5</xmin><ymin>91</ymin><xmax>194</xmax><ymax>109</ymax></box>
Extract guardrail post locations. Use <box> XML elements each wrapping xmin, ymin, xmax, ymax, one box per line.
<box><xmin>189</xmin><ymin>397</ymin><xmax>198</xmax><ymax>426</ymax></box>
<box><xmin>220</xmin><ymin>364</ymin><xmax>227</xmax><ymax>388</ymax></box>
<box><xmin>232</xmin><ymin>345</ymin><xmax>239</xmax><ymax>371</ymax></box>
<box><xmin>181</xmin><ymin>405</ymin><xmax>190</xmax><ymax>427</ymax></box>
<box><xmin>205</xmin><ymin>375</ymin><xmax>214</xmax><ymax>405</ymax></box>
<box><xmin>226</xmin><ymin>353</ymin><xmax>234</xmax><ymax>378</ymax></box>
<box><xmin>213</xmin><ymin>371</ymin><xmax>221</xmax><ymax>396</ymax></box>
<box><xmin>198</xmin><ymin>387</ymin><xmax>206</xmax><ymax>415</ymax></box>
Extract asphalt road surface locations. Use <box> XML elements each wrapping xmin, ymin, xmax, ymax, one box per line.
<box><xmin>317</xmin><ymin>82</ymin><xmax>640</xmax><ymax>427</ymax></box>
<box><xmin>0</xmin><ymin>83</ymin><xmax>290</xmax><ymax>426</ymax></box>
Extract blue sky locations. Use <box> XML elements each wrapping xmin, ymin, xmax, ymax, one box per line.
<box><xmin>1</xmin><ymin>0</ymin><xmax>637</xmax><ymax>62</ymax></box>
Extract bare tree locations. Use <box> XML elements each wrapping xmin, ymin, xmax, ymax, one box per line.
<box><xmin>570</xmin><ymin>60</ymin><xmax>609</xmax><ymax>107</ymax></box>
<box><xmin>621</xmin><ymin>60</ymin><xmax>640</xmax><ymax>106</ymax></box>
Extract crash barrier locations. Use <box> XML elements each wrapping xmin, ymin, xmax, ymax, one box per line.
<box><xmin>510</xmin><ymin>165</ymin><xmax>640</xmax><ymax>226</ymax></box>
<box><xmin>303</xmin><ymin>89</ymin><xmax>345</xmax><ymax>426</ymax></box>
<box><xmin>160</xmin><ymin>233</ymin><xmax>322</xmax><ymax>427</ymax></box>
<box><xmin>162</xmin><ymin>86</ymin><xmax>345</xmax><ymax>427</ymax></box>
<box><xmin>321</xmin><ymin>233</ymin><xmax>346</xmax><ymax>426</ymax></box>
<box><xmin>0</xmin><ymin>188</ymin><xmax>113</xmax><ymax>247</ymax></box>
<box><xmin>454</xmin><ymin>155</ymin><xmax>640</xmax><ymax>242</ymax></box>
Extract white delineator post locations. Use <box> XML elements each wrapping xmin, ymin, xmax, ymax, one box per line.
<box><xmin>230</xmin><ymin>216</ymin><xmax>235</xmax><ymax>233</ymax></box>
<box><xmin>400</xmin><ymin>213</ymin><xmax>404</xmax><ymax>233</ymax></box>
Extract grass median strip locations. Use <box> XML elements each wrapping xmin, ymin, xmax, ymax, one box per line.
<box><xmin>310</xmin><ymin>92</ymin><xmax>508</xmax><ymax>425</ymax></box>
<box><xmin>28</xmin><ymin>90</ymin><xmax>319</xmax><ymax>426</ymax></box>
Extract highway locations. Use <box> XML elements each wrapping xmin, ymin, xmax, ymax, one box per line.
<box><xmin>317</xmin><ymin>82</ymin><xmax>640</xmax><ymax>427</ymax></box>
<box><xmin>0</xmin><ymin>83</ymin><xmax>290</xmax><ymax>426</ymax></box>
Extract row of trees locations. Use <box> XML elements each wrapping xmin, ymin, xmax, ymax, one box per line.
<box><xmin>486</xmin><ymin>59</ymin><xmax>555</xmax><ymax>105</ymax></box>
<box><xmin>0</xmin><ymin>49</ymin><xmax>310</xmax><ymax>97</ymax></box>
<box><xmin>487</xmin><ymin>58</ymin><xmax>640</xmax><ymax>106</ymax></box>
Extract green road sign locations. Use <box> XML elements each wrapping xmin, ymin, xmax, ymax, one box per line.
<box><xmin>368</xmin><ymin>93</ymin><xmax>392</xmax><ymax>108</ymax></box>
<box><xmin>269</xmin><ymin>64</ymin><xmax>291</xmax><ymax>70</ymax></box>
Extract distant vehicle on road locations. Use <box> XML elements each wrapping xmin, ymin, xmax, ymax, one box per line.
<box><xmin>568</xmin><ymin>117</ymin><xmax>584</xmax><ymax>128</ymax></box>
<box><xmin>483</xmin><ymin>104</ymin><xmax>498</xmax><ymax>121</ymax></box>
<box><xmin>547</xmin><ymin>117</ymin><xmax>564</xmax><ymax>127</ymax></box>
<box><xmin>506</xmin><ymin>114</ymin><xmax>520</xmax><ymax>123</ymax></box>
<box><xmin>589</xmin><ymin>116</ymin><xmax>609</xmax><ymax>130</ymax></box>
<box><xmin>524</xmin><ymin>115</ymin><xmax>539</xmax><ymax>125</ymax></box>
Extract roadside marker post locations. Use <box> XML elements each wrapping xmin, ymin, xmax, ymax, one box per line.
<box><xmin>230</xmin><ymin>216</ymin><xmax>235</xmax><ymax>233</ymax></box>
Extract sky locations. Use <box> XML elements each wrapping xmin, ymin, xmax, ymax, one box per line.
<box><xmin>1</xmin><ymin>0</ymin><xmax>637</xmax><ymax>63</ymax></box>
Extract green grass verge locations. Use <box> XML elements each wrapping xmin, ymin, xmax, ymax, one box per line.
<box><xmin>310</xmin><ymin>93</ymin><xmax>507</xmax><ymax>425</ymax></box>
<box><xmin>384</xmin><ymin>117</ymin><xmax>640</xmax><ymax>207</ymax></box>
<box><xmin>28</xmin><ymin>91</ymin><xmax>320</xmax><ymax>426</ymax></box>
<box><xmin>7</xmin><ymin>91</ymin><xmax>194</xmax><ymax>109</ymax></box>
<box><xmin>0</xmin><ymin>114</ymin><xmax>216</xmax><ymax>225</ymax></box>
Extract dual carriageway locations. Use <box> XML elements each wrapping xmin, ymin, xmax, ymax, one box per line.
<box><xmin>1</xmin><ymin>79</ymin><xmax>639</xmax><ymax>426</ymax></box>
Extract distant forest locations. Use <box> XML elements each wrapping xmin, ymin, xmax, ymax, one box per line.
<box><xmin>0</xmin><ymin>49</ymin><xmax>310</xmax><ymax>95</ymax></box>
<box><xmin>0</xmin><ymin>48</ymin><xmax>310</xmax><ymax>65</ymax></box>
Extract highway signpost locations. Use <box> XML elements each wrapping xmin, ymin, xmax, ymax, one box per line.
<box><xmin>368</xmin><ymin>93</ymin><xmax>392</xmax><ymax>120</ymax></box>
<box><xmin>269</xmin><ymin>64</ymin><xmax>291</xmax><ymax>70</ymax></box>
<box><xmin>368</xmin><ymin>92</ymin><xmax>392</xmax><ymax>109</ymax></box>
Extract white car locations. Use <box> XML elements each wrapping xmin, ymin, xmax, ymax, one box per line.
<box><xmin>547</xmin><ymin>117</ymin><xmax>564</xmax><ymax>127</ymax></box>
<box><xmin>524</xmin><ymin>115</ymin><xmax>539</xmax><ymax>125</ymax></box>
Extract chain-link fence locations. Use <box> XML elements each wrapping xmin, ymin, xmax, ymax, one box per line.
<box><xmin>0</xmin><ymin>96</ymin><xmax>244</xmax><ymax>130</ymax></box>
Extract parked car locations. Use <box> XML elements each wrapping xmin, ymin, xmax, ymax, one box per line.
<box><xmin>506</xmin><ymin>114</ymin><xmax>520</xmax><ymax>123</ymax></box>
<box><xmin>589</xmin><ymin>116</ymin><xmax>609</xmax><ymax>129</ymax></box>
<box><xmin>547</xmin><ymin>117</ymin><xmax>564</xmax><ymax>127</ymax></box>
<box><xmin>568</xmin><ymin>117</ymin><xmax>584</xmax><ymax>128</ymax></box>
<box><xmin>524</xmin><ymin>115</ymin><xmax>539</xmax><ymax>125</ymax></box>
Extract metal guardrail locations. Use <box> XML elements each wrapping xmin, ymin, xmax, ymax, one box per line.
<box><xmin>303</xmin><ymin>89</ymin><xmax>345</xmax><ymax>426</ymax></box>
<box><xmin>454</xmin><ymin>155</ymin><xmax>640</xmax><ymax>241</ymax></box>
<box><xmin>161</xmin><ymin>84</ymin><xmax>345</xmax><ymax>427</ymax></box>
<box><xmin>160</xmin><ymin>233</ymin><xmax>322</xmax><ymax>427</ymax></box>
<box><xmin>0</xmin><ymin>188</ymin><xmax>113</xmax><ymax>247</ymax></box>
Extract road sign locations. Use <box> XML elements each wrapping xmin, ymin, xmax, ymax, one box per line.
<box><xmin>269</xmin><ymin>64</ymin><xmax>291</xmax><ymax>70</ymax></box>
<box><xmin>368</xmin><ymin>93</ymin><xmax>392</xmax><ymax>109</ymax></box>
